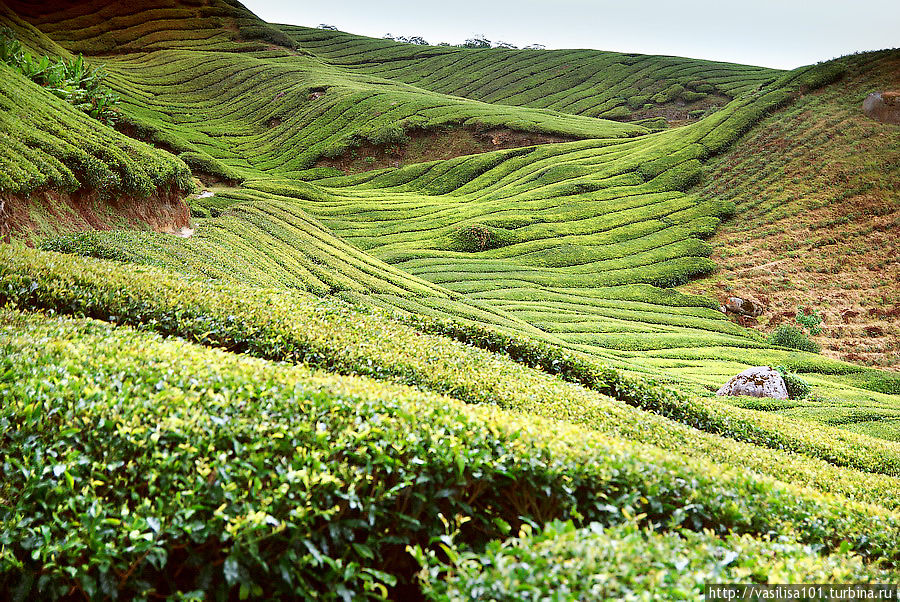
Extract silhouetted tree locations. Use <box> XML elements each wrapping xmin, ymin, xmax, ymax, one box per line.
<box><xmin>463</xmin><ymin>35</ymin><xmax>491</xmax><ymax>48</ymax></box>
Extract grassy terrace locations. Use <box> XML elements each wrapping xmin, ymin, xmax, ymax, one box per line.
<box><xmin>3</xmin><ymin>309</ymin><xmax>899</xmax><ymax>597</ymax></box>
<box><xmin>1</xmin><ymin>0</ymin><xmax>899</xmax><ymax>597</ymax></box>
<box><xmin>0</xmin><ymin>57</ymin><xmax>191</xmax><ymax>199</ymax></box>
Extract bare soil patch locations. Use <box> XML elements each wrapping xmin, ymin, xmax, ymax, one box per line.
<box><xmin>628</xmin><ymin>94</ymin><xmax>731</xmax><ymax>124</ymax></box>
<box><xmin>315</xmin><ymin>126</ymin><xmax>577</xmax><ymax>174</ymax></box>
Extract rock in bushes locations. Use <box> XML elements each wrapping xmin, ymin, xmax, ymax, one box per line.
<box><xmin>725</xmin><ymin>296</ymin><xmax>764</xmax><ymax>317</ymax></box>
<box><xmin>717</xmin><ymin>366</ymin><xmax>788</xmax><ymax>399</ymax></box>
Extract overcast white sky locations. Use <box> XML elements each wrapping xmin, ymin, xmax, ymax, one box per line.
<box><xmin>241</xmin><ymin>0</ymin><xmax>899</xmax><ymax>69</ymax></box>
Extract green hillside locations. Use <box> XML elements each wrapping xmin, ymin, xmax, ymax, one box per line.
<box><xmin>1</xmin><ymin>1</ymin><xmax>898</xmax><ymax>599</ymax></box>
<box><xmin>281</xmin><ymin>24</ymin><xmax>780</xmax><ymax>121</ymax></box>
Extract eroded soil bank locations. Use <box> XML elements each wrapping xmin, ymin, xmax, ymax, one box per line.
<box><xmin>315</xmin><ymin>126</ymin><xmax>578</xmax><ymax>173</ymax></box>
<box><xmin>1</xmin><ymin>186</ymin><xmax>190</xmax><ymax>244</ymax></box>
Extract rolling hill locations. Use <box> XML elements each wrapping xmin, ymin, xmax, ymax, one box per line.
<box><xmin>0</xmin><ymin>0</ymin><xmax>898</xmax><ymax>599</ymax></box>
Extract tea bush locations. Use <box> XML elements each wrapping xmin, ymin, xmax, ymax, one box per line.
<box><xmin>2</xmin><ymin>312</ymin><xmax>899</xmax><ymax>599</ymax></box>
<box><xmin>0</xmin><ymin>28</ymin><xmax>119</xmax><ymax>125</ymax></box>
<box><xmin>776</xmin><ymin>365</ymin><xmax>812</xmax><ymax>399</ymax></box>
<box><xmin>413</xmin><ymin>521</ymin><xmax>896</xmax><ymax>600</ymax></box>
<box><xmin>4</xmin><ymin>247</ymin><xmax>900</xmax><ymax>490</ymax></box>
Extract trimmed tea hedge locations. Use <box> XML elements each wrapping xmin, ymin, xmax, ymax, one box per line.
<box><xmin>2</xmin><ymin>311</ymin><xmax>899</xmax><ymax>599</ymax></box>
<box><xmin>413</xmin><ymin>520</ymin><xmax>897</xmax><ymax>601</ymax></box>
<box><xmin>3</xmin><ymin>247</ymin><xmax>900</xmax><ymax>498</ymax></box>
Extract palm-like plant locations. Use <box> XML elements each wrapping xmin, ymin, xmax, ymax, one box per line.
<box><xmin>0</xmin><ymin>28</ymin><xmax>120</xmax><ymax>125</ymax></box>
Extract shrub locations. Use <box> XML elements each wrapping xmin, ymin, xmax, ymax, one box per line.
<box><xmin>451</xmin><ymin>224</ymin><xmax>515</xmax><ymax>252</ymax></box>
<box><xmin>796</xmin><ymin>308</ymin><xmax>823</xmax><ymax>335</ymax></box>
<box><xmin>768</xmin><ymin>325</ymin><xmax>820</xmax><ymax>353</ymax></box>
<box><xmin>3</xmin><ymin>313</ymin><xmax>900</xmax><ymax>600</ymax></box>
<box><xmin>626</xmin><ymin>95</ymin><xmax>650</xmax><ymax>109</ymax></box>
<box><xmin>412</xmin><ymin>520</ymin><xmax>894</xmax><ymax>600</ymax></box>
<box><xmin>687</xmin><ymin>81</ymin><xmax>716</xmax><ymax>94</ymax></box>
<box><xmin>681</xmin><ymin>90</ymin><xmax>708</xmax><ymax>102</ymax></box>
<box><xmin>5</xmin><ymin>247</ymin><xmax>900</xmax><ymax>484</ymax></box>
<box><xmin>178</xmin><ymin>151</ymin><xmax>243</xmax><ymax>184</ymax></box>
<box><xmin>776</xmin><ymin>366</ymin><xmax>812</xmax><ymax>399</ymax></box>
<box><xmin>652</xmin><ymin>84</ymin><xmax>685</xmax><ymax>104</ymax></box>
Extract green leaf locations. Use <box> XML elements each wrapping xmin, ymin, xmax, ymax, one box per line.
<box><xmin>351</xmin><ymin>543</ymin><xmax>374</xmax><ymax>560</ymax></box>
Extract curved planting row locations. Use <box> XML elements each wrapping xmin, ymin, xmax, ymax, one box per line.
<box><xmin>2</xmin><ymin>0</ymin><xmax>295</xmax><ymax>54</ymax></box>
<box><xmin>0</xmin><ymin>62</ymin><xmax>191</xmax><ymax>198</ymax></box>
<box><xmin>2</xmin><ymin>301</ymin><xmax>899</xmax><ymax>598</ymax></box>
<box><xmin>3</xmin><ymin>247</ymin><xmax>900</xmax><ymax>491</ymax></box>
<box><xmin>281</xmin><ymin>24</ymin><xmax>781</xmax><ymax>120</ymax></box>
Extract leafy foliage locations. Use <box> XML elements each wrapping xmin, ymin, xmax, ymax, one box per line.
<box><xmin>776</xmin><ymin>365</ymin><xmax>812</xmax><ymax>399</ymax></box>
<box><xmin>451</xmin><ymin>224</ymin><xmax>516</xmax><ymax>252</ymax></box>
<box><xmin>4</xmin><ymin>247</ymin><xmax>900</xmax><ymax>486</ymax></box>
<box><xmin>463</xmin><ymin>36</ymin><xmax>491</xmax><ymax>49</ymax></box>
<box><xmin>2</xmin><ymin>5</ymin><xmax>898</xmax><ymax>599</ymax></box>
<box><xmin>797</xmin><ymin>308</ymin><xmax>824</xmax><ymax>335</ymax></box>
<box><xmin>0</xmin><ymin>27</ymin><xmax>119</xmax><ymax>125</ymax></box>
<box><xmin>413</xmin><ymin>520</ymin><xmax>895</xmax><ymax>600</ymax></box>
<box><xmin>2</xmin><ymin>311</ymin><xmax>900</xmax><ymax>600</ymax></box>
<box><xmin>769</xmin><ymin>325</ymin><xmax>821</xmax><ymax>353</ymax></box>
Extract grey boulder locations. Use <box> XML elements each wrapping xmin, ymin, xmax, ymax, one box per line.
<box><xmin>716</xmin><ymin>366</ymin><xmax>788</xmax><ymax>399</ymax></box>
<box><xmin>863</xmin><ymin>91</ymin><xmax>900</xmax><ymax>125</ymax></box>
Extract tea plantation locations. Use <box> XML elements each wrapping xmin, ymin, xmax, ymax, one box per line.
<box><xmin>1</xmin><ymin>0</ymin><xmax>898</xmax><ymax>599</ymax></box>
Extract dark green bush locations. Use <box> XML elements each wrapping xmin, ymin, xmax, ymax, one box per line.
<box><xmin>776</xmin><ymin>366</ymin><xmax>812</xmax><ymax>399</ymax></box>
<box><xmin>681</xmin><ymin>90</ymin><xmax>708</xmax><ymax>103</ymax></box>
<box><xmin>769</xmin><ymin>325</ymin><xmax>820</xmax><ymax>353</ymax></box>
<box><xmin>652</xmin><ymin>84</ymin><xmax>685</xmax><ymax>104</ymax></box>
<box><xmin>626</xmin><ymin>95</ymin><xmax>650</xmax><ymax>109</ymax></box>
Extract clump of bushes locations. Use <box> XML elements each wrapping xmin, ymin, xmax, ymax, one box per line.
<box><xmin>776</xmin><ymin>365</ymin><xmax>812</xmax><ymax>399</ymax></box>
<box><xmin>412</xmin><ymin>520</ymin><xmax>894</xmax><ymax>599</ymax></box>
<box><xmin>0</xmin><ymin>27</ymin><xmax>120</xmax><ymax>126</ymax></box>
<box><xmin>681</xmin><ymin>90</ymin><xmax>708</xmax><ymax>103</ymax></box>
<box><xmin>651</xmin><ymin>83</ymin><xmax>685</xmax><ymax>104</ymax></box>
<box><xmin>768</xmin><ymin>325</ymin><xmax>820</xmax><ymax>353</ymax></box>
<box><xmin>4</xmin><ymin>312</ymin><xmax>900</xmax><ymax>599</ymax></box>
<box><xmin>626</xmin><ymin>95</ymin><xmax>650</xmax><ymax>109</ymax></box>
<box><xmin>178</xmin><ymin>151</ymin><xmax>243</xmax><ymax>184</ymax></box>
<box><xmin>451</xmin><ymin>224</ymin><xmax>515</xmax><ymax>252</ymax></box>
